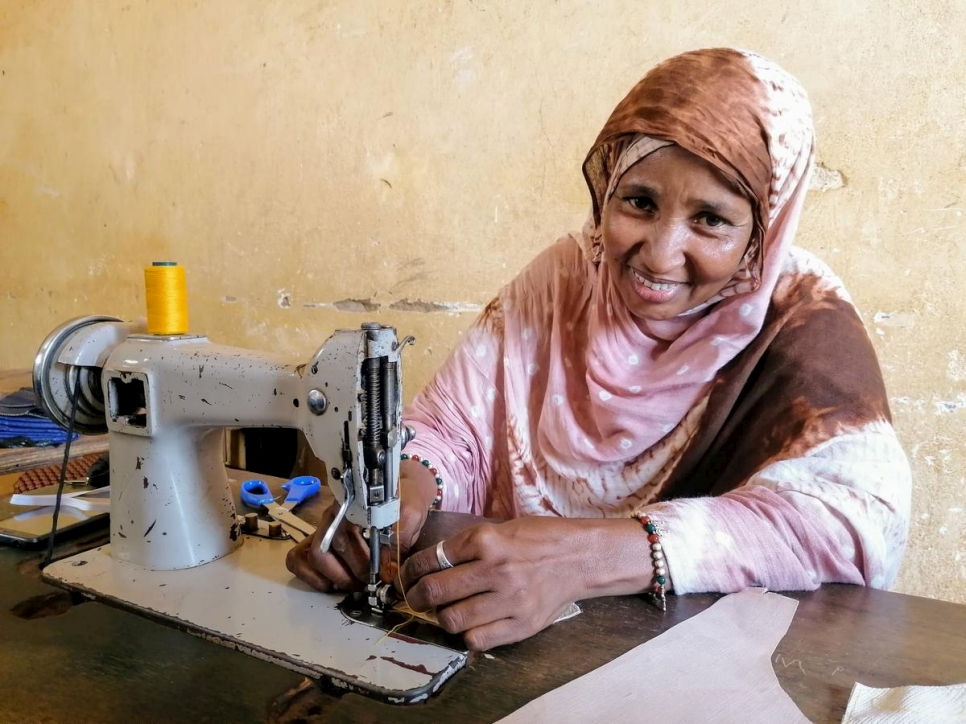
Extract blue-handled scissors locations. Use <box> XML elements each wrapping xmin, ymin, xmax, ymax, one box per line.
<box><xmin>240</xmin><ymin>476</ymin><xmax>320</xmax><ymax>541</ymax></box>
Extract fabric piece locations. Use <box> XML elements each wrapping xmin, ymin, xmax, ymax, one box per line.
<box><xmin>496</xmin><ymin>589</ymin><xmax>808</xmax><ymax>724</ymax></box>
<box><xmin>0</xmin><ymin>417</ymin><xmax>78</xmax><ymax>445</ymax></box>
<box><xmin>0</xmin><ymin>387</ymin><xmax>78</xmax><ymax>446</ymax></box>
<box><xmin>842</xmin><ymin>682</ymin><xmax>966</xmax><ymax>723</ymax></box>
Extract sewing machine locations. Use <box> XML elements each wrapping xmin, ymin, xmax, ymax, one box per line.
<box><xmin>32</xmin><ymin>315</ymin><xmax>467</xmax><ymax>703</ymax></box>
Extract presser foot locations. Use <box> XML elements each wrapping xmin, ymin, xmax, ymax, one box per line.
<box><xmin>337</xmin><ymin>591</ymin><xmax>465</xmax><ymax>652</ymax></box>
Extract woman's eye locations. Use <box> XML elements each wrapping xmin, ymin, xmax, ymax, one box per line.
<box><xmin>699</xmin><ymin>212</ymin><xmax>727</xmax><ymax>228</ymax></box>
<box><xmin>627</xmin><ymin>196</ymin><xmax>655</xmax><ymax>211</ymax></box>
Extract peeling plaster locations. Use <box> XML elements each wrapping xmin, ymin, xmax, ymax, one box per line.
<box><xmin>809</xmin><ymin>163</ymin><xmax>845</xmax><ymax>191</ymax></box>
<box><xmin>947</xmin><ymin>350</ymin><xmax>966</xmax><ymax>381</ymax></box>
<box><xmin>333</xmin><ymin>298</ymin><xmax>380</xmax><ymax>313</ymax></box>
<box><xmin>389</xmin><ymin>299</ymin><xmax>482</xmax><ymax>314</ymax></box>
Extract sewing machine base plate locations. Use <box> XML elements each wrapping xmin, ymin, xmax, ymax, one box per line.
<box><xmin>43</xmin><ymin>536</ymin><xmax>468</xmax><ymax>704</ymax></box>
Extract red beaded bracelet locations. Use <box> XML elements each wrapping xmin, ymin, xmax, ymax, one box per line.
<box><xmin>635</xmin><ymin>514</ymin><xmax>668</xmax><ymax>611</ymax></box>
<box><xmin>400</xmin><ymin>453</ymin><xmax>444</xmax><ymax>510</ymax></box>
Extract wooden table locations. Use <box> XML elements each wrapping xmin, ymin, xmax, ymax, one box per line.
<box><xmin>2</xmin><ymin>483</ymin><xmax>965</xmax><ymax>723</ymax></box>
<box><xmin>0</xmin><ymin>370</ymin><xmax>109</xmax><ymax>475</ymax></box>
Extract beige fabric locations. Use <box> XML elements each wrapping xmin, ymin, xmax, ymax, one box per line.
<box><xmin>496</xmin><ymin>589</ymin><xmax>808</xmax><ymax>723</ymax></box>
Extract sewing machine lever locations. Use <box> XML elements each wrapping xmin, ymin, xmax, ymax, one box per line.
<box><xmin>319</xmin><ymin>471</ymin><xmax>354</xmax><ymax>555</ymax></box>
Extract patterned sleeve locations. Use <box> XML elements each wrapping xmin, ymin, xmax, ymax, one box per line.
<box><xmin>402</xmin><ymin>299</ymin><xmax>506</xmax><ymax>514</ymax></box>
<box><xmin>650</xmin><ymin>418</ymin><xmax>911</xmax><ymax>594</ymax></box>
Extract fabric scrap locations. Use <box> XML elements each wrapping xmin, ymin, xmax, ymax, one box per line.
<box><xmin>842</xmin><ymin>682</ymin><xmax>966</xmax><ymax>723</ymax></box>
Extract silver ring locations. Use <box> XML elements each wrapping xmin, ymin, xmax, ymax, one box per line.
<box><xmin>435</xmin><ymin>540</ymin><xmax>454</xmax><ymax>571</ymax></box>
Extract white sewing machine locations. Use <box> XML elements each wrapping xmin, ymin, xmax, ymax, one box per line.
<box><xmin>33</xmin><ymin>315</ymin><xmax>466</xmax><ymax>703</ymax></box>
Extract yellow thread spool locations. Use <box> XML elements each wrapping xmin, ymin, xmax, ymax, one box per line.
<box><xmin>144</xmin><ymin>261</ymin><xmax>189</xmax><ymax>335</ymax></box>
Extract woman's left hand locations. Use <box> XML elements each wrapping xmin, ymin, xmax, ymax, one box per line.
<box><xmin>399</xmin><ymin>517</ymin><xmax>653</xmax><ymax>651</ymax></box>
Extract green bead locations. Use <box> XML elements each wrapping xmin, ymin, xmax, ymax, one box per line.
<box><xmin>655</xmin><ymin>575</ymin><xmax>666</xmax><ymax>585</ymax></box>
<box><xmin>421</xmin><ymin>459</ymin><xmax>431</xmax><ymax>467</ymax></box>
<box><xmin>644</xmin><ymin>523</ymin><xmax>657</xmax><ymax>534</ymax></box>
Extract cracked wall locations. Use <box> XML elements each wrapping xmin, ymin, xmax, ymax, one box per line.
<box><xmin>1</xmin><ymin>1</ymin><xmax>964</xmax><ymax>603</ymax></box>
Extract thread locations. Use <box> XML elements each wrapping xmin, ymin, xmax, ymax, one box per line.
<box><xmin>375</xmin><ymin>518</ymin><xmax>419</xmax><ymax>646</ymax></box>
<box><xmin>144</xmin><ymin>261</ymin><xmax>189</xmax><ymax>335</ymax></box>
<box><xmin>372</xmin><ymin>483</ymin><xmax>431</xmax><ymax>646</ymax></box>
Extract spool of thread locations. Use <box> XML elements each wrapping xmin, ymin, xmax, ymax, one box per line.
<box><xmin>144</xmin><ymin>261</ymin><xmax>189</xmax><ymax>335</ymax></box>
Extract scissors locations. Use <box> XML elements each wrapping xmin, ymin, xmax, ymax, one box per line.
<box><xmin>240</xmin><ymin>476</ymin><xmax>320</xmax><ymax>542</ymax></box>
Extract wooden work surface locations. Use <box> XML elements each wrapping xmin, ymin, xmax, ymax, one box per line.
<box><xmin>2</xmin><ymin>477</ymin><xmax>965</xmax><ymax>723</ymax></box>
<box><xmin>0</xmin><ymin>370</ymin><xmax>109</xmax><ymax>475</ymax></box>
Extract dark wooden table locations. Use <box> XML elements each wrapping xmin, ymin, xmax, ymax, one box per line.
<box><xmin>2</xmin><ymin>481</ymin><xmax>965</xmax><ymax>723</ymax></box>
<box><xmin>0</xmin><ymin>370</ymin><xmax>109</xmax><ymax>475</ymax></box>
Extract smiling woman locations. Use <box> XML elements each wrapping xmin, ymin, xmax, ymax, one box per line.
<box><xmin>602</xmin><ymin>143</ymin><xmax>755</xmax><ymax>321</ymax></box>
<box><xmin>287</xmin><ymin>47</ymin><xmax>912</xmax><ymax>653</ymax></box>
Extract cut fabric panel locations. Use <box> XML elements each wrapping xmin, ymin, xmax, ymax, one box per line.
<box><xmin>496</xmin><ymin>589</ymin><xmax>808</xmax><ymax>724</ymax></box>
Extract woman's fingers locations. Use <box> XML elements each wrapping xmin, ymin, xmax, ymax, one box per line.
<box><xmin>313</xmin><ymin>522</ymin><xmax>370</xmax><ymax>582</ymax></box>
<box><xmin>400</xmin><ymin>538</ymin><xmax>460</xmax><ymax>591</ymax></box>
<box><xmin>444</xmin><ymin>596</ymin><xmax>574</xmax><ymax>651</ymax></box>
<box><xmin>403</xmin><ymin>560</ymin><xmax>491</xmax><ymax>612</ymax></box>
<box><xmin>286</xmin><ymin>537</ymin><xmax>345</xmax><ymax>591</ymax></box>
<box><xmin>284</xmin><ymin>503</ymin><xmax>369</xmax><ymax>592</ymax></box>
<box><xmin>461</xmin><ymin>616</ymin><xmax>522</xmax><ymax>652</ymax></box>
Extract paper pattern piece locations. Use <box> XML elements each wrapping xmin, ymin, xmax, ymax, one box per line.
<box><xmin>497</xmin><ymin>589</ymin><xmax>808</xmax><ymax>723</ymax></box>
<box><xmin>842</xmin><ymin>682</ymin><xmax>966</xmax><ymax>723</ymax></box>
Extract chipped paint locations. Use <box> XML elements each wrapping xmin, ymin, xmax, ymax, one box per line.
<box><xmin>43</xmin><ymin>538</ymin><xmax>467</xmax><ymax>702</ymax></box>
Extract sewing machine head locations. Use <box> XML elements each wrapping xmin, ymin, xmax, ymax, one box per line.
<box><xmin>34</xmin><ymin>315</ymin><xmax>412</xmax><ymax>603</ymax></box>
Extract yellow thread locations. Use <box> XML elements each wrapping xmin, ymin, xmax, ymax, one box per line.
<box><xmin>144</xmin><ymin>262</ymin><xmax>189</xmax><ymax>335</ymax></box>
<box><xmin>374</xmin><ymin>482</ymin><xmax>444</xmax><ymax>645</ymax></box>
<box><xmin>375</xmin><ymin>518</ymin><xmax>418</xmax><ymax>645</ymax></box>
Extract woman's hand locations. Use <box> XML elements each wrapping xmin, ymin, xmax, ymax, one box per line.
<box><xmin>286</xmin><ymin>459</ymin><xmax>440</xmax><ymax>592</ymax></box>
<box><xmin>399</xmin><ymin>517</ymin><xmax>654</xmax><ymax>651</ymax></box>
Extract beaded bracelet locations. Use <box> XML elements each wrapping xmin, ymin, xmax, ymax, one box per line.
<box><xmin>635</xmin><ymin>514</ymin><xmax>668</xmax><ymax>612</ymax></box>
<box><xmin>400</xmin><ymin>453</ymin><xmax>444</xmax><ymax>510</ymax></box>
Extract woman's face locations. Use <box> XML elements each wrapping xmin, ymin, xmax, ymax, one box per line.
<box><xmin>601</xmin><ymin>145</ymin><xmax>754</xmax><ymax>321</ymax></box>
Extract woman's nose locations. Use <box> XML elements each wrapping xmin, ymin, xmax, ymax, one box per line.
<box><xmin>637</xmin><ymin>220</ymin><xmax>688</xmax><ymax>273</ymax></box>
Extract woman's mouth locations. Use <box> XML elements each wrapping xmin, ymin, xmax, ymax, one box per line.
<box><xmin>629</xmin><ymin>268</ymin><xmax>685</xmax><ymax>303</ymax></box>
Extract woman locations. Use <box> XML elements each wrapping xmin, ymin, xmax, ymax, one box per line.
<box><xmin>288</xmin><ymin>48</ymin><xmax>911</xmax><ymax>652</ymax></box>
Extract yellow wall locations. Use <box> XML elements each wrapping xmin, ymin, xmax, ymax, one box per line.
<box><xmin>1</xmin><ymin>1</ymin><xmax>964</xmax><ymax>603</ymax></box>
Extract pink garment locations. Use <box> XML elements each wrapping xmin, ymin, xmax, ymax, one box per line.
<box><xmin>404</xmin><ymin>242</ymin><xmax>910</xmax><ymax>593</ymax></box>
<box><xmin>402</xmin><ymin>49</ymin><xmax>911</xmax><ymax>594</ymax></box>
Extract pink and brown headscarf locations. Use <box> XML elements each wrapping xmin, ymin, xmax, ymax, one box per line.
<box><xmin>581</xmin><ymin>48</ymin><xmax>815</xmax><ymax>281</ymax></box>
<box><xmin>536</xmin><ymin>48</ymin><xmax>818</xmax><ymax>466</ymax></box>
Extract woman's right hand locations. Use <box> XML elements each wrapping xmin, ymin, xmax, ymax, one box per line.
<box><xmin>285</xmin><ymin>459</ymin><xmax>440</xmax><ymax>592</ymax></box>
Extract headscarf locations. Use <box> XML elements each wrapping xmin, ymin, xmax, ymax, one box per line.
<box><xmin>534</xmin><ymin>48</ymin><xmax>817</xmax><ymax>467</ymax></box>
